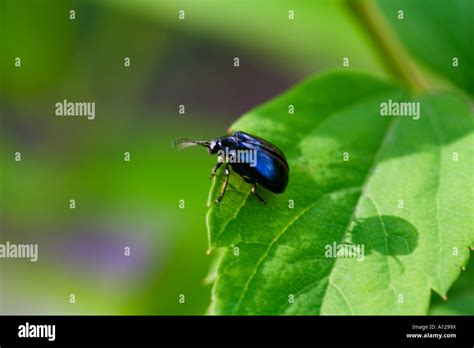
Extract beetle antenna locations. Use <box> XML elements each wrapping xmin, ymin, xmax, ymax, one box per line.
<box><xmin>173</xmin><ymin>139</ymin><xmax>210</xmax><ymax>150</ymax></box>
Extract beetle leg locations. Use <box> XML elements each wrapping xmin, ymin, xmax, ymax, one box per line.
<box><xmin>216</xmin><ymin>164</ymin><xmax>230</xmax><ymax>204</ymax></box>
<box><xmin>210</xmin><ymin>162</ymin><xmax>223</xmax><ymax>179</ymax></box>
<box><xmin>252</xmin><ymin>183</ymin><xmax>266</xmax><ymax>204</ymax></box>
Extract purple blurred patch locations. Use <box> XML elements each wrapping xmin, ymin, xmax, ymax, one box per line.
<box><xmin>46</xmin><ymin>223</ymin><xmax>161</xmax><ymax>281</ymax></box>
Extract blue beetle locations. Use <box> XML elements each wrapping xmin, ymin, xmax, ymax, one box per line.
<box><xmin>174</xmin><ymin>131</ymin><xmax>289</xmax><ymax>204</ymax></box>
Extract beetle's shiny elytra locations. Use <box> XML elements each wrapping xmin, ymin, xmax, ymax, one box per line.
<box><xmin>174</xmin><ymin>131</ymin><xmax>289</xmax><ymax>204</ymax></box>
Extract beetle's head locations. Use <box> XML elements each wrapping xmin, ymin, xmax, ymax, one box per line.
<box><xmin>173</xmin><ymin>135</ymin><xmax>236</xmax><ymax>155</ymax></box>
<box><xmin>209</xmin><ymin>136</ymin><xmax>238</xmax><ymax>155</ymax></box>
<box><xmin>208</xmin><ymin>139</ymin><xmax>221</xmax><ymax>154</ymax></box>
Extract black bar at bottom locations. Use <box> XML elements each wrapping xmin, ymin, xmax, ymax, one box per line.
<box><xmin>0</xmin><ymin>315</ymin><xmax>471</xmax><ymax>346</ymax></box>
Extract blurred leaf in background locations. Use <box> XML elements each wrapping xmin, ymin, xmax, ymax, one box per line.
<box><xmin>103</xmin><ymin>0</ymin><xmax>385</xmax><ymax>78</ymax></box>
<box><xmin>377</xmin><ymin>0</ymin><xmax>474</xmax><ymax>94</ymax></box>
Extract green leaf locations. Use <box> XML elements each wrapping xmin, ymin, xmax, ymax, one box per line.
<box><xmin>206</xmin><ymin>71</ymin><xmax>474</xmax><ymax>315</ymax></box>
<box><xmin>429</xmin><ymin>256</ymin><xmax>474</xmax><ymax>315</ymax></box>
<box><xmin>377</xmin><ymin>0</ymin><xmax>474</xmax><ymax>94</ymax></box>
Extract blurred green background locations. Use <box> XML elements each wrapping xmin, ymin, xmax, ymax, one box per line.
<box><xmin>0</xmin><ymin>0</ymin><xmax>392</xmax><ymax>314</ymax></box>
